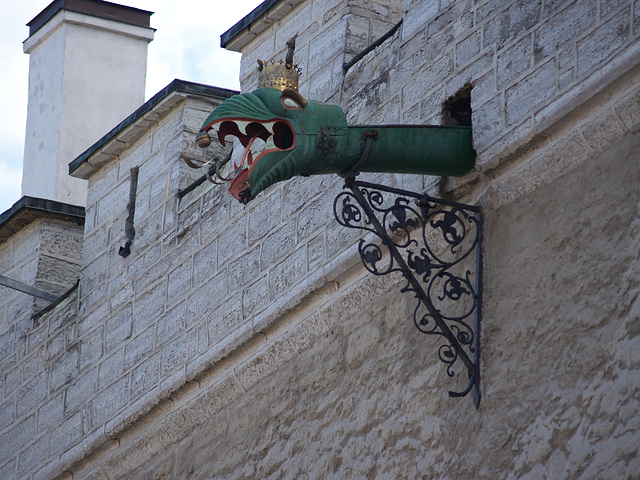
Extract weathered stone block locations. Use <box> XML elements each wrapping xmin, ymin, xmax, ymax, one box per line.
<box><xmin>402</xmin><ymin>53</ymin><xmax>453</xmax><ymax>109</ymax></box>
<box><xmin>269</xmin><ymin>245</ymin><xmax>308</xmax><ymax>300</ymax></box>
<box><xmin>97</xmin><ymin>349</ymin><xmax>124</xmax><ymax>391</ymax></box>
<box><xmin>16</xmin><ymin>369</ymin><xmax>48</xmax><ymax>418</ymax></box>
<box><xmin>77</xmin><ymin>301</ymin><xmax>108</xmax><ymax>339</ymax></box>
<box><xmin>151</xmin><ymin>111</ymin><xmax>183</xmax><ymax>155</ymax></box>
<box><xmin>308</xmin><ymin>17</ymin><xmax>348</xmax><ymax>74</ymax></box>
<box><xmin>260</xmin><ymin>221</ymin><xmax>297</xmax><ymax>272</ymax></box>
<box><xmin>0</xmin><ymin>397</ymin><xmax>15</xmax><ymax>431</ymax></box>
<box><xmin>0</xmin><ymin>458</ymin><xmax>15</xmax><ymax>480</ymax></box>
<box><xmin>82</xmin><ymin>229</ymin><xmax>109</xmax><ymax>274</ymax></box>
<box><xmin>274</xmin><ymin>0</ymin><xmax>313</xmax><ymax>50</ymax></box>
<box><xmin>182</xmin><ymin>107</ymin><xmax>210</xmax><ymax>134</ymax></box>
<box><xmin>156</xmin><ymin>302</ymin><xmax>186</xmax><ymax>347</ymax></box>
<box><xmin>282</xmin><ymin>175</ymin><xmax>338</xmax><ymax>220</ymax></box>
<box><xmin>186</xmin><ymin>271</ymin><xmax>227</xmax><ymax>319</ymax></box>
<box><xmin>497</xmin><ymin>34</ymin><xmax>532</xmax><ymax>88</ymax></box>
<box><xmin>248</xmin><ymin>192</ymin><xmax>282</xmax><ymax>246</ymax></box>
<box><xmin>345</xmin><ymin>14</ymin><xmax>370</xmax><ymax>55</ymax></box>
<box><xmin>228</xmin><ymin>248</ymin><xmax>261</xmax><ymax>292</ymax></box>
<box><xmin>160</xmin><ymin>334</ymin><xmax>197</xmax><ymax>376</ymax></box>
<box><xmin>16</xmin><ymin>433</ymin><xmax>48</xmax><ymax>478</ymax></box>
<box><xmin>239</xmin><ymin>32</ymin><xmax>276</xmax><ymax>83</ymax></box>
<box><xmin>124</xmin><ymin>326</ymin><xmax>155</xmax><ymax>371</ymax></box>
<box><xmin>90</xmin><ymin>376</ymin><xmax>129</xmax><ymax>429</ymax></box>
<box><xmin>133</xmin><ymin>284</ymin><xmax>164</xmax><ymax>335</ymax></box>
<box><xmin>0</xmin><ymin>326</ymin><xmax>14</xmax><ymax>362</ymax></box>
<box><xmin>86</xmin><ymin>165</ymin><xmax>118</xmax><ymax>211</ymax></box>
<box><xmin>308</xmin><ymin>233</ymin><xmax>326</xmax><ymax>272</ymax></box>
<box><xmin>50</xmin><ymin>346</ymin><xmax>79</xmax><ymax>393</ymax></box>
<box><xmin>207</xmin><ymin>296</ymin><xmax>247</xmax><ymax>349</ymax></box>
<box><xmin>296</xmin><ymin>184</ymin><xmax>339</xmax><ymax>242</ymax></box>
<box><xmin>0</xmin><ymin>414</ymin><xmax>35</xmax><ymax>465</ymax></box>
<box><xmin>558</xmin><ymin>68</ymin><xmax>574</xmax><ymax>91</ymax></box>
<box><xmin>242</xmin><ymin>275</ymin><xmax>269</xmax><ymax>318</ymax></box>
<box><xmin>577</xmin><ymin>8</ymin><xmax>631</xmax><ymax>76</ymax></box>
<box><xmin>50</xmin><ymin>411</ymin><xmax>83</xmax><ymax>456</ymax></box>
<box><xmin>472</xmin><ymin>94</ymin><xmax>504</xmax><ymax>152</ymax></box>
<box><xmin>107</xmin><ymin>274</ymin><xmax>134</xmax><ymax>316</ymax></box>
<box><xmin>130</xmin><ymin>352</ymin><xmax>160</xmax><ymax>401</ymax></box>
<box><xmin>96</xmin><ymin>179</ymin><xmax>129</xmax><ymax>226</ymax></box>
<box><xmin>534</xmin><ymin>0</ymin><xmax>597</xmax><ymax>59</ymax></box>
<box><xmin>600</xmin><ymin>0</ymin><xmax>628</xmax><ymax>18</ymax></box>
<box><xmin>166</xmin><ymin>261</ymin><xmax>192</xmax><ymax>307</ymax></box>
<box><xmin>483</xmin><ymin>0</ymin><xmax>541</xmax><ymax>49</ymax></box>
<box><xmin>403</xmin><ymin>0</ymin><xmax>438</xmax><ymax>42</ymax></box>
<box><xmin>505</xmin><ymin>59</ymin><xmax>556</xmax><ymax>124</ymax></box>
<box><xmin>150</xmin><ymin>172</ymin><xmax>169</xmax><ymax>212</ymax></box>
<box><xmin>216</xmin><ymin>216</ymin><xmax>247</xmax><ymax>268</ymax></box>
<box><xmin>41</xmin><ymin>226</ymin><xmax>83</xmax><ymax>260</ymax></box>
<box><xmin>105</xmin><ymin>305</ymin><xmax>133</xmax><ymax>353</ymax></box>
<box><xmin>65</xmin><ymin>369</ymin><xmax>96</xmax><ymax>415</ymax></box>
<box><xmin>3</xmin><ymin>363</ymin><xmax>22</xmax><ymax>402</ymax></box>
<box><xmin>419</xmin><ymin>87</ymin><xmax>445</xmax><ymax>121</ymax></box>
<box><xmin>131</xmin><ymin>250</ymin><xmax>169</xmax><ymax>295</ymax></box>
<box><xmin>193</xmin><ymin>240</ymin><xmax>217</xmax><ymax>288</ymax></box>
<box><xmin>456</xmin><ymin>30</ymin><xmax>481</xmax><ymax>67</ymax></box>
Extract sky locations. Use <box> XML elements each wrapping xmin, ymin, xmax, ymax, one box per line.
<box><xmin>0</xmin><ymin>0</ymin><xmax>264</xmax><ymax>213</ymax></box>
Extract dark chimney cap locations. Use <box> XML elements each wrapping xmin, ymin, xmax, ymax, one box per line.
<box><xmin>27</xmin><ymin>0</ymin><xmax>153</xmax><ymax>37</ymax></box>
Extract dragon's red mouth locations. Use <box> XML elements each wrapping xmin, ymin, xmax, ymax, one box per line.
<box><xmin>203</xmin><ymin>118</ymin><xmax>295</xmax><ymax>172</ymax></box>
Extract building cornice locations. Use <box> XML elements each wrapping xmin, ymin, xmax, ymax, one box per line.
<box><xmin>0</xmin><ymin>196</ymin><xmax>85</xmax><ymax>244</ymax></box>
<box><xmin>220</xmin><ymin>0</ymin><xmax>305</xmax><ymax>52</ymax></box>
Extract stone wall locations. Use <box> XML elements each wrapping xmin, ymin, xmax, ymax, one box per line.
<box><xmin>1</xmin><ymin>0</ymin><xmax>639</xmax><ymax>478</ymax></box>
<box><xmin>0</xmin><ymin>216</ymin><xmax>83</xmax><ymax>479</ymax></box>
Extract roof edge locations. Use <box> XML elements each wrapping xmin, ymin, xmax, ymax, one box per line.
<box><xmin>220</xmin><ymin>0</ymin><xmax>279</xmax><ymax>50</ymax></box>
<box><xmin>0</xmin><ymin>196</ymin><xmax>85</xmax><ymax>243</ymax></box>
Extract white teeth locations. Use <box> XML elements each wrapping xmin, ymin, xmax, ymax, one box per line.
<box><xmin>263</xmin><ymin>121</ymin><xmax>276</xmax><ymax>134</ymax></box>
<box><xmin>234</xmin><ymin>120</ymin><xmax>250</xmax><ymax>135</ymax></box>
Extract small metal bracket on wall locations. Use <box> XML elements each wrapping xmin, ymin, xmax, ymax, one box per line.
<box><xmin>333</xmin><ymin>176</ymin><xmax>483</xmax><ymax>408</ymax></box>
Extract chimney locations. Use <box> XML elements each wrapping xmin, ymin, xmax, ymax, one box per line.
<box><xmin>21</xmin><ymin>0</ymin><xmax>154</xmax><ymax>207</ymax></box>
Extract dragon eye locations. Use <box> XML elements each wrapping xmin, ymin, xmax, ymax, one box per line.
<box><xmin>282</xmin><ymin>96</ymin><xmax>303</xmax><ymax>109</ymax></box>
<box><xmin>281</xmin><ymin>88</ymin><xmax>308</xmax><ymax>110</ymax></box>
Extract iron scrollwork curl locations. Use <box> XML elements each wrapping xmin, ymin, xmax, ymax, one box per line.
<box><xmin>334</xmin><ymin>178</ymin><xmax>483</xmax><ymax>407</ymax></box>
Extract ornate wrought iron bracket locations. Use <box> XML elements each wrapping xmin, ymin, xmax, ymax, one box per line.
<box><xmin>333</xmin><ymin>176</ymin><xmax>483</xmax><ymax>408</ymax></box>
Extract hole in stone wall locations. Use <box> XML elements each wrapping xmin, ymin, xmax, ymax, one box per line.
<box><xmin>441</xmin><ymin>83</ymin><xmax>473</xmax><ymax>127</ymax></box>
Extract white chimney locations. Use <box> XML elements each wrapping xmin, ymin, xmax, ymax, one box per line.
<box><xmin>21</xmin><ymin>0</ymin><xmax>155</xmax><ymax>207</ymax></box>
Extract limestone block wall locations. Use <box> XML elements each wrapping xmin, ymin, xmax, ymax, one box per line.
<box><xmin>1</xmin><ymin>0</ymin><xmax>639</xmax><ymax>478</ymax></box>
<box><xmin>0</xmin><ymin>217</ymin><xmax>83</xmax><ymax>479</ymax></box>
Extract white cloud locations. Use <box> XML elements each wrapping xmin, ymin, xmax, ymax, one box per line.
<box><xmin>0</xmin><ymin>0</ymin><xmax>262</xmax><ymax>213</ymax></box>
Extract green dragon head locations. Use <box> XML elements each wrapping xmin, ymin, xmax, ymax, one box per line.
<box><xmin>198</xmin><ymin>87</ymin><xmax>476</xmax><ymax>204</ymax></box>
<box><xmin>199</xmin><ymin>87</ymin><xmax>349</xmax><ymax>203</ymax></box>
